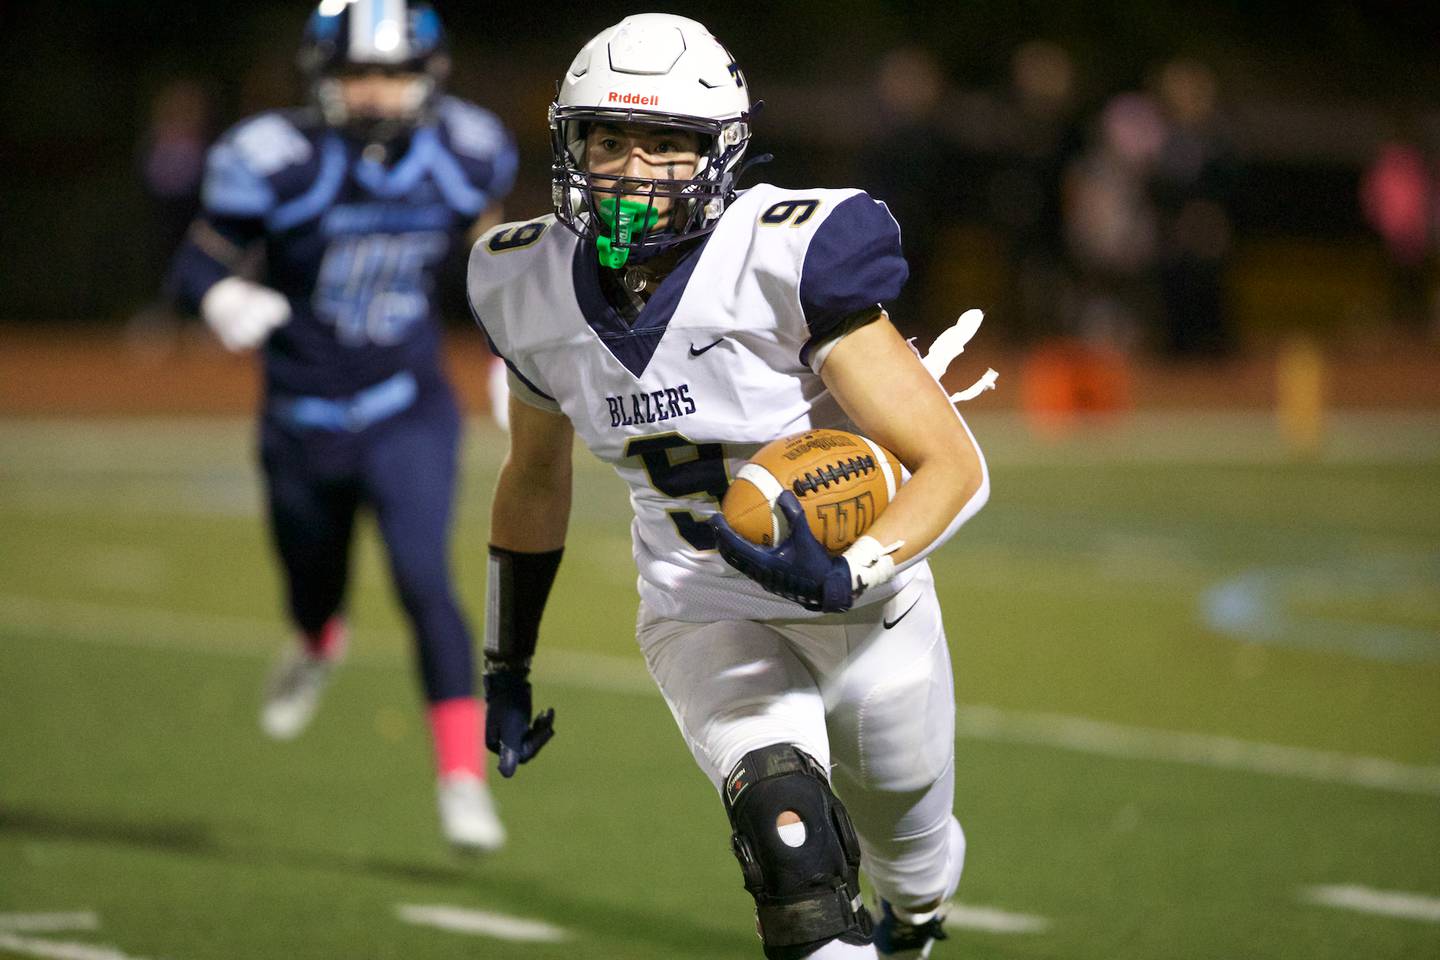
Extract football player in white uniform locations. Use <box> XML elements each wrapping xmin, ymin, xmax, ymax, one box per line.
<box><xmin>467</xmin><ymin>14</ymin><xmax>990</xmax><ymax>959</ymax></box>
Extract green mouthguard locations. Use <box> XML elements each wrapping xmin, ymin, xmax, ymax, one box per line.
<box><xmin>594</xmin><ymin>197</ymin><xmax>659</xmax><ymax>269</ymax></box>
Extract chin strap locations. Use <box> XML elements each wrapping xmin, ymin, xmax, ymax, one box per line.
<box><xmin>734</xmin><ymin>151</ymin><xmax>774</xmax><ymax>185</ymax></box>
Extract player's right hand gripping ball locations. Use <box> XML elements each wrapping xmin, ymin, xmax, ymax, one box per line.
<box><xmin>720</xmin><ymin>429</ymin><xmax>902</xmax><ymax>555</ymax></box>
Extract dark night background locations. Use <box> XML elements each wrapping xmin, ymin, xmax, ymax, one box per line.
<box><xmin>3</xmin><ymin>0</ymin><xmax>1438</xmax><ymax>350</ymax></box>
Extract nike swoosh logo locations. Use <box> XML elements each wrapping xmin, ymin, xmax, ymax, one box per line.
<box><xmin>883</xmin><ymin>597</ymin><xmax>920</xmax><ymax>630</ymax></box>
<box><xmin>689</xmin><ymin>338</ymin><xmax>725</xmax><ymax>357</ymax></box>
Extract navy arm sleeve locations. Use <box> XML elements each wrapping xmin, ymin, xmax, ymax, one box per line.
<box><xmin>797</xmin><ymin>193</ymin><xmax>909</xmax><ymax>362</ymax></box>
<box><xmin>167</xmin><ymin>215</ymin><xmax>264</xmax><ymax>314</ymax></box>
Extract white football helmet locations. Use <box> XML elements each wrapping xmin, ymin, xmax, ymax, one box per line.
<box><xmin>550</xmin><ymin>14</ymin><xmax>753</xmax><ymax>261</ymax></box>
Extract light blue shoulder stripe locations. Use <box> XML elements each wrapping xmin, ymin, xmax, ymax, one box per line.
<box><xmin>350</xmin><ymin>127</ymin><xmax>491</xmax><ymax>213</ymax></box>
<box><xmin>431</xmin><ymin>145</ymin><xmax>486</xmax><ymax>215</ymax></box>
<box><xmin>267</xmin><ymin>135</ymin><xmax>349</xmax><ymax>232</ymax></box>
<box><xmin>202</xmin><ymin>141</ymin><xmax>277</xmax><ymax>217</ymax></box>
<box><xmin>352</xmin><ymin>127</ymin><xmax>435</xmax><ymax>196</ymax></box>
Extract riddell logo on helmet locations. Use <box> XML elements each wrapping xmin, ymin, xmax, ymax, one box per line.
<box><xmin>607</xmin><ymin>91</ymin><xmax>660</xmax><ymax>106</ymax></box>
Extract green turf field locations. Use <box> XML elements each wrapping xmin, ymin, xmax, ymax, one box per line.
<box><xmin>2</xmin><ymin>412</ymin><xmax>1438</xmax><ymax>959</ymax></box>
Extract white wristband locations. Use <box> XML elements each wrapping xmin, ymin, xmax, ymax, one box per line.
<box><xmin>842</xmin><ymin>535</ymin><xmax>902</xmax><ymax>594</ymax></box>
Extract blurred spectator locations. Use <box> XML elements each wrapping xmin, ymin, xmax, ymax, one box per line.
<box><xmin>856</xmin><ymin>45</ymin><xmax>953</xmax><ymax>335</ymax></box>
<box><xmin>1061</xmin><ymin>91</ymin><xmax>1166</xmax><ymax>350</ymax></box>
<box><xmin>1151</xmin><ymin>58</ymin><xmax>1237</xmax><ymax>358</ymax></box>
<box><xmin>129</xmin><ymin>79</ymin><xmax>213</xmax><ymax>355</ymax></box>
<box><xmin>1361</xmin><ymin>132</ymin><xmax>1435</xmax><ymax>336</ymax></box>
<box><xmin>990</xmin><ymin>39</ymin><xmax>1083</xmax><ymax>340</ymax></box>
<box><xmin>1019</xmin><ymin>82</ymin><xmax>1151</xmax><ymax>433</ymax></box>
<box><xmin>138</xmin><ymin>79</ymin><xmax>212</xmax><ymax>297</ymax></box>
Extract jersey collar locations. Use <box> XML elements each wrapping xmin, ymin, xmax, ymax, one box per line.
<box><xmin>351</xmin><ymin>126</ymin><xmax>440</xmax><ymax>197</ymax></box>
<box><xmin>570</xmin><ymin>234</ymin><xmax>710</xmax><ymax>379</ymax></box>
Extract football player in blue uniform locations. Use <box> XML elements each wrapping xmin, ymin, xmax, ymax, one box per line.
<box><xmin>169</xmin><ymin>0</ymin><xmax>516</xmax><ymax>851</ymax></box>
<box><xmin>468</xmin><ymin>14</ymin><xmax>992</xmax><ymax>957</ymax></box>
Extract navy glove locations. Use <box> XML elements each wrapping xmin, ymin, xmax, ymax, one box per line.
<box><xmin>483</xmin><ymin>669</ymin><xmax>555</xmax><ymax>777</ymax></box>
<box><xmin>708</xmin><ymin>490</ymin><xmax>855</xmax><ymax>612</ymax></box>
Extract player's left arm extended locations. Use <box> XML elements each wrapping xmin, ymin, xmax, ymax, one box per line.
<box><xmin>484</xmin><ymin>394</ymin><xmax>575</xmax><ymax>776</ymax></box>
<box><xmin>820</xmin><ymin>311</ymin><xmax>989</xmax><ymax>570</ymax></box>
<box><xmin>168</xmin><ymin>214</ymin><xmax>290</xmax><ymax>352</ymax></box>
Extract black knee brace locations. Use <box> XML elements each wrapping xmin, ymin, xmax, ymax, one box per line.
<box><xmin>723</xmin><ymin>744</ymin><xmax>873</xmax><ymax>959</ymax></box>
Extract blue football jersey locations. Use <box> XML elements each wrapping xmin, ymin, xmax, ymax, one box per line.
<box><xmin>175</xmin><ymin>97</ymin><xmax>516</xmax><ymax>397</ymax></box>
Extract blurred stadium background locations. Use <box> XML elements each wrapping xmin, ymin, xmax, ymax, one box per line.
<box><xmin>1</xmin><ymin>2</ymin><xmax>1437</xmax><ymax>958</ymax></box>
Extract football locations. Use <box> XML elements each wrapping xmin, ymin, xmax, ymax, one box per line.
<box><xmin>721</xmin><ymin>428</ymin><xmax>902</xmax><ymax>555</ymax></box>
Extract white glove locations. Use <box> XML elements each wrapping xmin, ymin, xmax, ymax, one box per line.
<box><xmin>200</xmin><ymin>276</ymin><xmax>291</xmax><ymax>351</ymax></box>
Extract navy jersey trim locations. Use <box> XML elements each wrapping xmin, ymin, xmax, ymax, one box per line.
<box><xmin>468</xmin><ymin>300</ymin><xmax>557</xmax><ymax>402</ymax></box>
<box><xmin>353</xmin><ymin>128</ymin><xmax>439</xmax><ymax>197</ymax></box>
<box><xmin>798</xmin><ymin>193</ymin><xmax>908</xmax><ymax>343</ymax></box>
<box><xmin>570</xmin><ymin>237</ymin><xmax>710</xmax><ymax>379</ymax></box>
<box><xmin>798</xmin><ymin>305</ymin><xmax>885</xmax><ymax>368</ymax></box>
<box><xmin>167</xmin><ymin>215</ymin><xmax>265</xmax><ymax>313</ymax></box>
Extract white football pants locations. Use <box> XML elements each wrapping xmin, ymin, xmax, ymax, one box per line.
<box><xmin>637</xmin><ymin>564</ymin><xmax>965</xmax><ymax>917</ymax></box>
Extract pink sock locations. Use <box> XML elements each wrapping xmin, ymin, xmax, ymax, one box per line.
<box><xmin>429</xmin><ymin>697</ymin><xmax>484</xmax><ymax>780</ymax></box>
<box><xmin>302</xmin><ymin>617</ymin><xmax>347</xmax><ymax>660</ymax></box>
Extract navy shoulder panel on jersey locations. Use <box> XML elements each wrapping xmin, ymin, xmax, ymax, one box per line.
<box><xmin>798</xmin><ymin>192</ymin><xmax>909</xmax><ymax>339</ymax></box>
<box><xmin>201</xmin><ymin>110</ymin><xmax>327</xmax><ymax>219</ymax></box>
<box><xmin>433</xmin><ymin>97</ymin><xmax>518</xmax><ymax>216</ymax></box>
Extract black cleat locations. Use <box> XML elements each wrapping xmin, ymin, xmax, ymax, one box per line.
<box><xmin>874</xmin><ymin>899</ymin><xmax>948</xmax><ymax>958</ymax></box>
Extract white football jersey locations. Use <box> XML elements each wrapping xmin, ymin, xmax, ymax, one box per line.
<box><xmin>467</xmin><ymin>184</ymin><xmax>922</xmax><ymax>621</ymax></box>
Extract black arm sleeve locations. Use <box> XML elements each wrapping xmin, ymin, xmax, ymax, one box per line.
<box><xmin>483</xmin><ymin>545</ymin><xmax>564</xmax><ymax>674</ymax></box>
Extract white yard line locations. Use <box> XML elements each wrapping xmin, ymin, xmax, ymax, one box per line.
<box><xmin>0</xmin><ymin>914</ymin><xmax>99</xmax><ymax>933</ymax></box>
<box><xmin>3</xmin><ymin>412</ymin><xmax>1437</xmax><ymax>470</ymax></box>
<box><xmin>0</xmin><ymin>933</ymin><xmax>160</xmax><ymax>960</ymax></box>
<box><xmin>396</xmin><ymin>904</ymin><xmax>570</xmax><ymax>942</ymax></box>
<box><xmin>956</xmin><ymin>705</ymin><xmax>1440</xmax><ymax>798</ymax></box>
<box><xmin>6</xmin><ymin>594</ymin><xmax>1440</xmax><ymax>797</ymax></box>
<box><xmin>1300</xmin><ymin>885</ymin><xmax>1440</xmax><ymax>924</ymax></box>
<box><xmin>943</xmin><ymin>902</ymin><xmax>1049</xmax><ymax>934</ymax></box>
<box><xmin>0</xmin><ymin>593</ymin><xmax>278</xmax><ymax>659</ymax></box>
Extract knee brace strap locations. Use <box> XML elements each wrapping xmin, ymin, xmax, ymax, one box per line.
<box><xmin>724</xmin><ymin>744</ymin><xmax>873</xmax><ymax>959</ymax></box>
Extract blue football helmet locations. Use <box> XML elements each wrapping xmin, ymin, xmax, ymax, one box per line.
<box><xmin>298</xmin><ymin>0</ymin><xmax>449</xmax><ymax>142</ymax></box>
